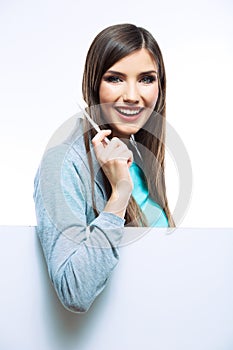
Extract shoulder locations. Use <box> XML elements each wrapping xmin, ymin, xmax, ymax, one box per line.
<box><xmin>40</xmin><ymin>114</ymin><xmax>90</xmax><ymax>169</ymax></box>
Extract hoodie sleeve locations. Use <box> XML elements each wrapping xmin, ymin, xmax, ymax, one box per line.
<box><xmin>34</xmin><ymin>143</ymin><xmax>124</xmax><ymax>313</ymax></box>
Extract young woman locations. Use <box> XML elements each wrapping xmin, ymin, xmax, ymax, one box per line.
<box><xmin>34</xmin><ymin>23</ymin><xmax>175</xmax><ymax>313</ymax></box>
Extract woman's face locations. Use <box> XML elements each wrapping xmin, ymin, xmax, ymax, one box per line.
<box><xmin>99</xmin><ymin>48</ymin><xmax>159</xmax><ymax>138</ymax></box>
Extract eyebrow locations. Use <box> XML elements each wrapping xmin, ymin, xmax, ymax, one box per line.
<box><xmin>105</xmin><ymin>70</ymin><xmax>158</xmax><ymax>76</ymax></box>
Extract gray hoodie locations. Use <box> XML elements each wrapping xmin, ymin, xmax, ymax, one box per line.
<box><xmin>34</xmin><ymin>117</ymin><xmax>125</xmax><ymax>313</ymax></box>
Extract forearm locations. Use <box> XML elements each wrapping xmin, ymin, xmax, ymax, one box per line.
<box><xmin>104</xmin><ymin>187</ymin><xmax>131</xmax><ymax>219</ymax></box>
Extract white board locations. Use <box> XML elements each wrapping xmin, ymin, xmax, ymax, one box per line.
<box><xmin>0</xmin><ymin>226</ymin><xmax>233</xmax><ymax>350</ymax></box>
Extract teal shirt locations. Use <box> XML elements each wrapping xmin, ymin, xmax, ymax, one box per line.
<box><xmin>129</xmin><ymin>162</ymin><xmax>169</xmax><ymax>227</ymax></box>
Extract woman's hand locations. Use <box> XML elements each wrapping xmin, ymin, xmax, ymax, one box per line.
<box><xmin>92</xmin><ymin>130</ymin><xmax>133</xmax><ymax>218</ymax></box>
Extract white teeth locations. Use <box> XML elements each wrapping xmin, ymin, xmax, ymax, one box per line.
<box><xmin>117</xmin><ymin>108</ymin><xmax>141</xmax><ymax>116</ymax></box>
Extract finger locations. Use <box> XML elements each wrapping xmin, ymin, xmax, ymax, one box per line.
<box><xmin>127</xmin><ymin>150</ymin><xmax>134</xmax><ymax>167</ymax></box>
<box><xmin>106</xmin><ymin>137</ymin><xmax>130</xmax><ymax>154</ymax></box>
<box><xmin>118</xmin><ymin>149</ymin><xmax>133</xmax><ymax>167</ymax></box>
<box><xmin>106</xmin><ymin>145</ymin><xmax>133</xmax><ymax>166</ymax></box>
<box><xmin>92</xmin><ymin>129</ymin><xmax>112</xmax><ymax>146</ymax></box>
<box><xmin>113</xmin><ymin>143</ymin><xmax>133</xmax><ymax>165</ymax></box>
<box><xmin>113</xmin><ymin>141</ymin><xmax>133</xmax><ymax>165</ymax></box>
<box><xmin>92</xmin><ymin>131</ymin><xmax>112</xmax><ymax>162</ymax></box>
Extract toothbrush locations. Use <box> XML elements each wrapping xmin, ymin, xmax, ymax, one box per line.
<box><xmin>77</xmin><ymin>102</ymin><xmax>110</xmax><ymax>144</ymax></box>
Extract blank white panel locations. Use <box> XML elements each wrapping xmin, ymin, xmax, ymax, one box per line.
<box><xmin>1</xmin><ymin>226</ymin><xmax>233</xmax><ymax>349</ymax></box>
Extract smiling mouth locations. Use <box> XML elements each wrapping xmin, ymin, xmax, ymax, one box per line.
<box><xmin>115</xmin><ymin>107</ymin><xmax>144</xmax><ymax>117</ymax></box>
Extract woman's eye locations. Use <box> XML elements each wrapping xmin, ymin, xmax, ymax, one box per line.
<box><xmin>140</xmin><ymin>75</ymin><xmax>156</xmax><ymax>84</ymax></box>
<box><xmin>105</xmin><ymin>76</ymin><xmax>122</xmax><ymax>83</ymax></box>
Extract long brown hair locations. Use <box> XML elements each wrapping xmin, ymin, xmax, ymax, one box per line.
<box><xmin>82</xmin><ymin>23</ymin><xmax>175</xmax><ymax>227</ymax></box>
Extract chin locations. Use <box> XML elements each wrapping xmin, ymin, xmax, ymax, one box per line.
<box><xmin>113</xmin><ymin>126</ymin><xmax>140</xmax><ymax>138</ymax></box>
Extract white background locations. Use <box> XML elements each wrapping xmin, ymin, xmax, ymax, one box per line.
<box><xmin>0</xmin><ymin>0</ymin><xmax>232</xmax><ymax>226</ymax></box>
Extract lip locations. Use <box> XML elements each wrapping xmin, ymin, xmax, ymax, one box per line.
<box><xmin>114</xmin><ymin>106</ymin><xmax>144</xmax><ymax>122</ymax></box>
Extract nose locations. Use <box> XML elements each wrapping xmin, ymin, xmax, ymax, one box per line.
<box><xmin>123</xmin><ymin>82</ymin><xmax>139</xmax><ymax>104</ymax></box>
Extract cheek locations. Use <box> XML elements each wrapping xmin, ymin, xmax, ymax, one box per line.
<box><xmin>141</xmin><ymin>84</ymin><xmax>159</xmax><ymax>105</ymax></box>
<box><xmin>99</xmin><ymin>83</ymin><xmax>120</xmax><ymax>103</ymax></box>
<box><xmin>145</xmin><ymin>89</ymin><xmax>159</xmax><ymax>108</ymax></box>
